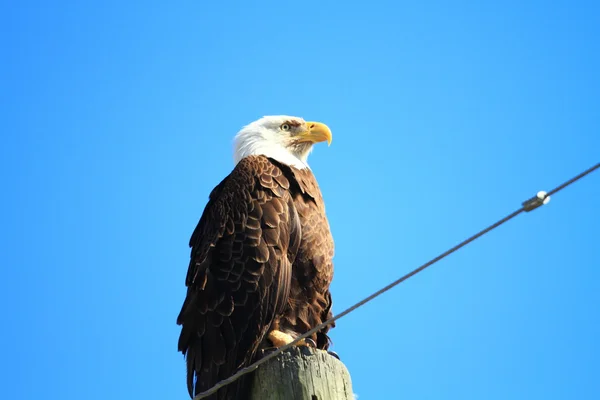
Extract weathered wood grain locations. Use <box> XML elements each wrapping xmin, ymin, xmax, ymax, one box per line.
<box><xmin>249</xmin><ymin>347</ymin><xmax>353</xmax><ymax>400</ymax></box>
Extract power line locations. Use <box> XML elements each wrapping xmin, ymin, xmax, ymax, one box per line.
<box><xmin>193</xmin><ymin>161</ymin><xmax>600</xmax><ymax>400</ymax></box>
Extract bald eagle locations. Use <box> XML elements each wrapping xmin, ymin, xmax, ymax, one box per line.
<box><xmin>177</xmin><ymin>116</ymin><xmax>336</xmax><ymax>399</ymax></box>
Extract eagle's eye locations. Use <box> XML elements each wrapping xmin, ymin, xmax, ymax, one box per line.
<box><xmin>280</xmin><ymin>123</ymin><xmax>291</xmax><ymax>132</ymax></box>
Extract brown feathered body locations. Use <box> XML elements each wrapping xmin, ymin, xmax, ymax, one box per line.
<box><xmin>177</xmin><ymin>155</ymin><xmax>334</xmax><ymax>399</ymax></box>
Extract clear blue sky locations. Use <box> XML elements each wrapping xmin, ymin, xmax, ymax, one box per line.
<box><xmin>2</xmin><ymin>1</ymin><xmax>599</xmax><ymax>399</ymax></box>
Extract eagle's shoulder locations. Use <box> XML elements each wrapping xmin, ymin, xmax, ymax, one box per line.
<box><xmin>229</xmin><ymin>155</ymin><xmax>292</xmax><ymax>197</ymax></box>
<box><xmin>266</xmin><ymin>158</ymin><xmax>324</xmax><ymax>206</ymax></box>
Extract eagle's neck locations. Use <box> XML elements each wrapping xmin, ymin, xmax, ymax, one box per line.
<box><xmin>233</xmin><ymin>136</ymin><xmax>309</xmax><ymax>170</ymax></box>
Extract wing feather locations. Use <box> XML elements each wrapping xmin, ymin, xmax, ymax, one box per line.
<box><xmin>177</xmin><ymin>156</ymin><xmax>299</xmax><ymax>399</ymax></box>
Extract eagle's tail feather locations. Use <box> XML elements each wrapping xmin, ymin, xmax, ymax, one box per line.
<box><xmin>185</xmin><ymin>349</ymin><xmax>195</xmax><ymax>398</ymax></box>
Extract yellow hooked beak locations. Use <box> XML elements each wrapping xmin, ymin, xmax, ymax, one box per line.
<box><xmin>296</xmin><ymin>121</ymin><xmax>333</xmax><ymax>146</ymax></box>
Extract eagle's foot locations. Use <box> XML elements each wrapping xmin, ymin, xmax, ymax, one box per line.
<box><xmin>328</xmin><ymin>350</ymin><xmax>341</xmax><ymax>360</ymax></box>
<box><xmin>268</xmin><ymin>330</ymin><xmax>295</xmax><ymax>347</ymax></box>
<box><xmin>267</xmin><ymin>330</ymin><xmax>316</xmax><ymax>348</ymax></box>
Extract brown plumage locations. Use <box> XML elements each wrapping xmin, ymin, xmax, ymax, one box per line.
<box><xmin>177</xmin><ymin>115</ymin><xmax>335</xmax><ymax>400</ymax></box>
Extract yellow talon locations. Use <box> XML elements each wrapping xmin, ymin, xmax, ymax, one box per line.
<box><xmin>268</xmin><ymin>330</ymin><xmax>315</xmax><ymax>347</ymax></box>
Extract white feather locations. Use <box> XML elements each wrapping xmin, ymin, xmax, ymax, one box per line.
<box><xmin>233</xmin><ymin>115</ymin><xmax>310</xmax><ymax>169</ymax></box>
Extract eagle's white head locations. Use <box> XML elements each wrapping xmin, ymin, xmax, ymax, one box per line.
<box><xmin>233</xmin><ymin>115</ymin><xmax>332</xmax><ymax>169</ymax></box>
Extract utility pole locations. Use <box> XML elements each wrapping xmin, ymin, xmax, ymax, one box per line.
<box><xmin>249</xmin><ymin>346</ymin><xmax>353</xmax><ymax>400</ymax></box>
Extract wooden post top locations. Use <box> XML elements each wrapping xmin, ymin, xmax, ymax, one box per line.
<box><xmin>249</xmin><ymin>346</ymin><xmax>354</xmax><ymax>400</ymax></box>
